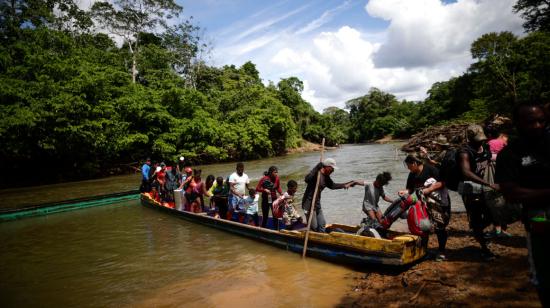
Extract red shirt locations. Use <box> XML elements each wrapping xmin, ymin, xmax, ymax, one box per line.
<box><xmin>256</xmin><ymin>175</ymin><xmax>282</xmax><ymax>200</ymax></box>
<box><xmin>157</xmin><ymin>171</ymin><xmax>166</xmax><ymax>185</ymax></box>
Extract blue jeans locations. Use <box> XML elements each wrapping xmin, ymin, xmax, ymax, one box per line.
<box><xmin>229</xmin><ymin>194</ymin><xmax>245</xmax><ymax>212</ymax></box>
<box><xmin>304</xmin><ymin>207</ymin><xmax>326</xmax><ymax>233</ymax></box>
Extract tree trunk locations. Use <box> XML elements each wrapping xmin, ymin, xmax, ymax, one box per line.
<box><xmin>132</xmin><ymin>55</ymin><xmax>137</xmax><ymax>83</ymax></box>
<box><xmin>128</xmin><ymin>41</ymin><xmax>137</xmax><ymax>83</ymax></box>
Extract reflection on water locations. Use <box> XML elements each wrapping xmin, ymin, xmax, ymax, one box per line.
<box><xmin>0</xmin><ymin>144</ymin><xmax>465</xmax><ymax>307</ymax></box>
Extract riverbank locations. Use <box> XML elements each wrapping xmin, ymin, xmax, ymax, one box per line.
<box><xmin>286</xmin><ymin>139</ymin><xmax>338</xmax><ymax>154</ymax></box>
<box><xmin>374</xmin><ymin>135</ymin><xmax>408</xmax><ymax>144</ymax></box>
<box><xmin>340</xmin><ymin>213</ymin><xmax>539</xmax><ymax>307</ymax></box>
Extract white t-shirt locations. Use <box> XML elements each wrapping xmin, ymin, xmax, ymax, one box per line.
<box><xmin>229</xmin><ymin>172</ymin><xmax>250</xmax><ymax>196</ymax></box>
<box><xmin>245</xmin><ymin>194</ymin><xmax>259</xmax><ymax>214</ymax></box>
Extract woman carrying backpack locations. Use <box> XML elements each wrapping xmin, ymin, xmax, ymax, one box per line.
<box><xmin>400</xmin><ymin>153</ymin><xmax>450</xmax><ymax>262</ymax></box>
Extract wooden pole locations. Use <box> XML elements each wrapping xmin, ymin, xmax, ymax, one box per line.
<box><xmin>302</xmin><ymin>138</ymin><xmax>325</xmax><ymax>258</ymax></box>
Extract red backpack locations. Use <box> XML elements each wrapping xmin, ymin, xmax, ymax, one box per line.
<box><xmin>407</xmin><ymin>200</ymin><xmax>431</xmax><ymax>237</ymax></box>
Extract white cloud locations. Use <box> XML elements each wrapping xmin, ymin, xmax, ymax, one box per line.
<box><xmin>367</xmin><ymin>0</ymin><xmax>524</xmax><ymax>68</ymax></box>
<box><xmin>208</xmin><ymin>0</ymin><xmax>524</xmax><ymax>112</ymax></box>
<box><xmin>270</xmin><ymin>26</ymin><xmax>450</xmax><ymax>110</ymax></box>
<box><xmin>265</xmin><ymin>0</ymin><xmax>524</xmax><ymax>112</ymax></box>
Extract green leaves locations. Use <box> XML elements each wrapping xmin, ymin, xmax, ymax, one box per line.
<box><xmin>514</xmin><ymin>0</ymin><xmax>550</xmax><ymax>33</ymax></box>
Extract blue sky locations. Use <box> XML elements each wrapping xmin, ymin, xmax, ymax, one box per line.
<box><xmin>180</xmin><ymin>1</ymin><xmax>389</xmax><ymax>35</ymax></box>
<box><xmin>177</xmin><ymin>0</ymin><xmax>524</xmax><ymax>111</ymax></box>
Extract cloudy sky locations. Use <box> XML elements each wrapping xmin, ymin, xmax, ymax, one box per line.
<box><xmin>179</xmin><ymin>0</ymin><xmax>524</xmax><ymax>112</ymax></box>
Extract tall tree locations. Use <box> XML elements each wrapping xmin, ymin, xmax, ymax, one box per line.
<box><xmin>514</xmin><ymin>0</ymin><xmax>550</xmax><ymax>32</ymax></box>
<box><xmin>91</xmin><ymin>0</ymin><xmax>182</xmax><ymax>83</ymax></box>
<box><xmin>345</xmin><ymin>88</ymin><xmax>399</xmax><ymax>142</ymax></box>
<box><xmin>161</xmin><ymin>20</ymin><xmax>208</xmax><ymax>88</ymax></box>
<box><xmin>469</xmin><ymin>32</ymin><xmax>520</xmax><ymax>113</ymax></box>
<box><xmin>277</xmin><ymin>77</ymin><xmax>317</xmax><ymax>135</ymax></box>
<box><xmin>0</xmin><ymin>0</ymin><xmax>91</xmax><ymax>41</ymax></box>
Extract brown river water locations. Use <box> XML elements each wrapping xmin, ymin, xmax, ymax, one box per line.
<box><xmin>0</xmin><ymin>144</ymin><xmax>465</xmax><ymax>307</ymax></box>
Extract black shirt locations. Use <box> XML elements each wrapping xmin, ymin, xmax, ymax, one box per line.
<box><xmin>302</xmin><ymin>162</ymin><xmax>346</xmax><ymax>210</ymax></box>
<box><xmin>459</xmin><ymin>143</ymin><xmax>492</xmax><ymax>178</ymax></box>
<box><xmin>406</xmin><ymin>163</ymin><xmax>440</xmax><ymax>192</ymax></box>
<box><xmin>495</xmin><ymin>136</ymin><xmax>550</xmax><ymax>210</ymax></box>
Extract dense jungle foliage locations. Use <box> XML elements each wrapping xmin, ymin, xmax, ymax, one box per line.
<box><xmin>0</xmin><ymin>0</ymin><xmax>548</xmax><ymax>187</ymax></box>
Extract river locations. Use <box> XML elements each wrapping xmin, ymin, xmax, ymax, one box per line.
<box><xmin>0</xmin><ymin>143</ymin><xmax>465</xmax><ymax>307</ymax></box>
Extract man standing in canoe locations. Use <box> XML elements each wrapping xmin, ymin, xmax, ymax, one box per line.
<box><xmin>302</xmin><ymin>158</ymin><xmax>354</xmax><ymax>232</ymax></box>
<box><xmin>228</xmin><ymin>162</ymin><xmax>250</xmax><ymax>220</ymax></box>
<box><xmin>140</xmin><ymin>158</ymin><xmax>151</xmax><ymax>192</ymax></box>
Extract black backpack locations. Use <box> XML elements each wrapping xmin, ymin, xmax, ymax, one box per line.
<box><xmin>438</xmin><ymin>148</ymin><xmax>462</xmax><ymax>191</ymax></box>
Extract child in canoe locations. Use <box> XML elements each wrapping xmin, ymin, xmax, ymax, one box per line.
<box><xmin>244</xmin><ymin>188</ymin><xmax>260</xmax><ymax>226</ymax></box>
<box><xmin>273</xmin><ymin>180</ymin><xmax>303</xmax><ymax>229</ymax></box>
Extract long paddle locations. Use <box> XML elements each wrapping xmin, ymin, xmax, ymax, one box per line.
<box><xmin>302</xmin><ymin>138</ymin><xmax>325</xmax><ymax>258</ymax></box>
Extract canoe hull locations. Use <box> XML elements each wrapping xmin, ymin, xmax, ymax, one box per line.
<box><xmin>140</xmin><ymin>194</ymin><xmax>426</xmax><ymax>266</ymax></box>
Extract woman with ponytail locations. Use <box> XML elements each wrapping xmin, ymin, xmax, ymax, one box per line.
<box><xmin>256</xmin><ymin>166</ymin><xmax>283</xmax><ymax>228</ymax></box>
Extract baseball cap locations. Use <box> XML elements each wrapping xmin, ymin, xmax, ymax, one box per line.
<box><xmin>466</xmin><ymin>125</ymin><xmax>487</xmax><ymax>142</ymax></box>
<box><xmin>322</xmin><ymin>158</ymin><xmax>338</xmax><ymax>169</ymax></box>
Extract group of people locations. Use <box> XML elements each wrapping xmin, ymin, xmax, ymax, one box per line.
<box><xmin>140</xmin><ymin>161</ymin><xmax>304</xmax><ymax>230</ymax></box>
<box><xmin>296</xmin><ymin>102</ymin><xmax>549</xmax><ymax>306</ymax></box>
<box><xmin>139</xmin><ymin>102</ymin><xmax>549</xmax><ymax>306</ymax></box>
<box><xmin>407</xmin><ymin>102</ymin><xmax>549</xmax><ymax>306</ymax></box>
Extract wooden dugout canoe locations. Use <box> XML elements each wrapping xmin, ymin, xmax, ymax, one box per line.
<box><xmin>140</xmin><ymin>193</ymin><xmax>427</xmax><ymax>266</ymax></box>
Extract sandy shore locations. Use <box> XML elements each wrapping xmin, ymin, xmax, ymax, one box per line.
<box><xmin>338</xmin><ymin>213</ymin><xmax>540</xmax><ymax>307</ymax></box>
<box><xmin>286</xmin><ymin>140</ymin><xmax>338</xmax><ymax>154</ymax></box>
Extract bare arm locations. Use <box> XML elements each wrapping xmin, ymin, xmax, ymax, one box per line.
<box><xmin>178</xmin><ymin>176</ymin><xmax>191</xmax><ymax>189</ymax></box>
<box><xmin>327</xmin><ymin>177</ymin><xmax>356</xmax><ymax>190</ymax></box>
<box><xmin>352</xmin><ymin>180</ymin><xmax>367</xmax><ymax>186</ymax></box>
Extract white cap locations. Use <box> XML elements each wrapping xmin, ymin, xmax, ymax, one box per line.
<box><xmin>155</xmin><ymin>166</ymin><xmax>162</xmax><ymax>172</ymax></box>
<box><xmin>322</xmin><ymin>158</ymin><xmax>338</xmax><ymax>169</ymax></box>
<box><xmin>179</xmin><ymin>156</ymin><xmax>185</xmax><ymax>161</ymax></box>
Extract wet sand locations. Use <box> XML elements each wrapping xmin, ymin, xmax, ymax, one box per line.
<box><xmin>339</xmin><ymin>213</ymin><xmax>540</xmax><ymax>307</ymax></box>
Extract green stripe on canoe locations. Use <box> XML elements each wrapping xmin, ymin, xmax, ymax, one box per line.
<box><xmin>0</xmin><ymin>194</ymin><xmax>139</xmax><ymax>222</ymax></box>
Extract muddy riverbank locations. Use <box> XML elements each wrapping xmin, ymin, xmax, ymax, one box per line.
<box><xmin>339</xmin><ymin>213</ymin><xmax>539</xmax><ymax>307</ymax></box>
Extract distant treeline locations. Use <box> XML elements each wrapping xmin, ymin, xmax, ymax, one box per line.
<box><xmin>0</xmin><ymin>0</ymin><xmax>548</xmax><ymax>187</ymax></box>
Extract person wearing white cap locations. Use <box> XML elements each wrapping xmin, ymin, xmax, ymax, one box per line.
<box><xmin>302</xmin><ymin>158</ymin><xmax>355</xmax><ymax>233</ymax></box>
